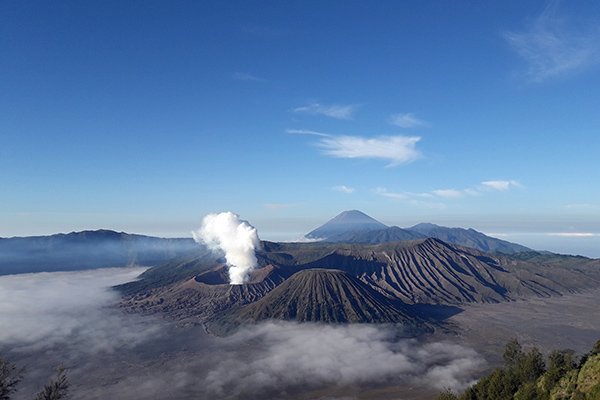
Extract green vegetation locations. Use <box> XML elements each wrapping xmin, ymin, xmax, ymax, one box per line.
<box><xmin>0</xmin><ymin>357</ymin><xmax>69</xmax><ymax>400</ymax></box>
<box><xmin>435</xmin><ymin>339</ymin><xmax>600</xmax><ymax>400</ymax></box>
<box><xmin>0</xmin><ymin>356</ymin><xmax>22</xmax><ymax>400</ymax></box>
<box><xmin>34</xmin><ymin>365</ymin><xmax>69</xmax><ymax>400</ymax></box>
<box><xmin>510</xmin><ymin>252</ymin><xmax>593</xmax><ymax>269</ymax></box>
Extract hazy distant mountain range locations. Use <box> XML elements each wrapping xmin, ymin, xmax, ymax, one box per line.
<box><xmin>0</xmin><ymin>230</ymin><xmax>198</xmax><ymax>275</ymax></box>
<box><xmin>1</xmin><ymin>210</ymin><xmax>533</xmax><ymax>276</ymax></box>
<box><xmin>305</xmin><ymin>210</ymin><xmax>532</xmax><ymax>254</ymax></box>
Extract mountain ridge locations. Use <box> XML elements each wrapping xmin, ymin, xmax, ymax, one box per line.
<box><xmin>0</xmin><ymin>229</ymin><xmax>198</xmax><ymax>275</ymax></box>
<box><xmin>305</xmin><ymin>210</ymin><xmax>532</xmax><ymax>255</ymax></box>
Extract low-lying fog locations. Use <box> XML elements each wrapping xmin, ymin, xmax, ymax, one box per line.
<box><xmin>0</xmin><ymin>268</ymin><xmax>486</xmax><ymax>399</ymax></box>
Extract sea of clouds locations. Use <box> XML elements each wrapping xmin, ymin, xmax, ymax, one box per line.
<box><xmin>0</xmin><ymin>268</ymin><xmax>486</xmax><ymax>399</ymax></box>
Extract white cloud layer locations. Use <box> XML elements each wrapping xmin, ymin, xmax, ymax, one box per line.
<box><xmin>0</xmin><ymin>267</ymin><xmax>163</xmax><ymax>353</ymax></box>
<box><xmin>481</xmin><ymin>180</ymin><xmax>523</xmax><ymax>191</ymax></box>
<box><xmin>433</xmin><ymin>189</ymin><xmax>464</xmax><ymax>199</ymax></box>
<box><xmin>0</xmin><ymin>272</ymin><xmax>486</xmax><ymax>398</ymax></box>
<box><xmin>547</xmin><ymin>232</ymin><xmax>598</xmax><ymax>237</ymax></box>
<box><xmin>288</xmin><ymin>129</ymin><xmax>422</xmax><ymax>167</ymax></box>
<box><xmin>505</xmin><ymin>1</ymin><xmax>600</xmax><ymax>82</ymax></box>
<box><xmin>232</xmin><ymin>72</ymin><xmax>265</xmax><ymax>82</ymax></box>
<box><xmin>205</xmin><ymin>322</ymin><xmax>485</xmax><ymax>396</ymax></box>
<box><xmin>293</xmin><ymin>102</ymin><xmax>359</xmax><ymax>120</ymax></box>
<box><xmin>375</xmin><ymin>179</ymin><xmax>521</xmax><ymax>208</ymax></box>
<box><xmin>332</xmin><ymin>185</ymin><xmax>355</xmax><ymax>194</ymax></box>
<box><xmin>285</xmin><ymin>128</ymin><xmax>330</xmax><ymax>137</ymax></box>
<box><xmin>375</xmin><ymin>187</ymin><xmax>407</xmax><ymax>199</ymax></box>
<box><xmin>319</xmin><ymin>135</ymin><xmax>422</xmax><ymax>166</ymax></box>
<box><xmin>388</xmin><ymin>113</ymin><xmax>428</xmax><ymax>128</ymax></box>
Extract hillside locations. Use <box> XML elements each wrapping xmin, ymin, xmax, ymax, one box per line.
<box><xmin>212</xmin><ymin>268</ymin><xmax>424</xmax><ymax>326</ymax></box>
<box><xmin>331</xmin><ymin>226</ymin><xmax>426</xmax><ymax>243</ymax></box>
<box><xmin>292</xmin><ymin>238</ymin><xmax>596</xmax><ymax>304</ymax></box>
<box><xmin>0</xmin><ymin>230</ymin><xmax>199</xmax><ymax>275</ymax></box>
<box><xmin>407</xmin><ymin>223</ymin><xmax>532</xmax><ymax>254</ymax></box>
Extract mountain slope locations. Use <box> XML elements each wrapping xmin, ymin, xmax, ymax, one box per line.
<box><xmin>333</xmin><ymin>226</ymin><xmax>426</xmax><ymax>243</ymax></box>
<box><xmin>305</xmin><ymin>210</ymin><xmax>388</xmax><ymax>241</ymax></box>
<box><xmin>0</xmin><ymin>230</ymin><xmax>198</xmax><ymax>275</ymax></box>
<box><xmin>207</xmin><ymin>268</ymin><xmax>430</xmax><ymax>335</ymax></box>
<box><xmin>118</xmin><ymin>263</ymin><xmax>288</xmax><ymax>322</ymax></box>
<box><xmin>294</xmin><ymin>238</ymin><xmax>598</xmax><ymax>304</ymax></box>
<box><xmin>407</xmin><ymin>223</ymin><xmax>531</xmax><ymax>254</ymax></box>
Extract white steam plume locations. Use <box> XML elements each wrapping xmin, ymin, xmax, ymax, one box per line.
<box><xmin>192</xmin><ymin>212</ymin><xmax>260</xmax><ymax>285</ymax></box>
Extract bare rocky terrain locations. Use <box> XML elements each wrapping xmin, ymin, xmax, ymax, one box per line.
<box><xmin>435</xmin><ymin>286</ymin><xmax>600</xmax><ymax>360</ymax></box>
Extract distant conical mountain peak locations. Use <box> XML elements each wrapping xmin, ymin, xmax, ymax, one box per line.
<box><xmin>305</xmin><ymin>210</ymin><xmax>388</xmax><ymax>241</ymax></box>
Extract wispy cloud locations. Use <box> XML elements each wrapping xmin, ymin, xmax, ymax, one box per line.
<box><xmin>232</xmin><ymin>72</ymin><xmax>266</xmax><ymax>82</ymax></box>
<box><xmin>375</xmin><ymin>179</ymin><xmax>522</xmax><ymax>205</ymax></box>
<box><xmin>547</xmin><ymin>232</ymin><xmax>598</xmax><ymax>237</ymax></box>
<box><xmin>504</xmin><ymin>1</ymin><xmax>600</xmax><ymax>82</ymax></box>
<box><xmin>405</xmin><ymin>191</ymin><xmax>435</xmax><ymax>198</ymax></box>
<box><xmin>388</xmin><ymin>113</ymin><xmax>428</xmax><ymax>128</ymax></box>
<box><xmin>319</xmin><ymin>135</ymin><xmax>422</xmax><ymax>166</ymax></box>
<box><xmin>480</xmin><ymin>180</ymin><xmax>523</xmax><ymax>191</ymax></box>
<box><xmin>285</xmin><ymin>129</ymin><xmax>330</xmax><ymax>137</ymax></box>
<box><xmin>375</xmin><ymin>187</ymin><xmax>407</xmax><ymax>200</ymax></box>
<box><xmin>332</xmin><ymin>185</ymin><xmax>355</xmax><ymax>194</ymax></box>
<box><xmin>565</xmin><ymin>203</ymin><xmax>599</xmax><ymax>210</ymax></box>
<box><xmin>464</xmin><ymin>189</ymin><xmax>480</xmax><ymax>197</ymax></box>
<box><xmin>433</xmin><ymin>189</ymin><xmax>464</xmax><ymax>199</ymax></box>
<box><xmin>288</xmin><ymin>129</ymin><xmax>422</xmax><ymax>167</ymax></box>
<box><xmin>293</xmin><ymin>103</ymin><xmax>359</xmax><ymax>120</ymax></box>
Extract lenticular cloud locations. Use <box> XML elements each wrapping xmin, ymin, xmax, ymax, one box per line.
<box><xmin>192</xmin><ymin>212</ymin><xmax>260</xmax><ymax>285</ymax></box>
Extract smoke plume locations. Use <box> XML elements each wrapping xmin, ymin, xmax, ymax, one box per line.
<box><xmin>192</xmin><ymin>212</ymin><xmax>260</xmax><ymax>284</ymax></box>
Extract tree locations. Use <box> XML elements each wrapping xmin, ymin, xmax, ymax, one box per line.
<box><xmin>503</xmin><ymin>338</ymin><xmax>524</xmax><ymax>371</ymax></box>
<box><xmin>513</xmin><ymin>382</ymin><xmax>547</xmax><ymax>400</ymax></box>
<box><xmin>434</xmin><ymin>388</ymin><xmax>459</xmax><ymax>400</ymax></box>
<box><xmin>34</xmin><ymin>365</ymin><xmax>69</xmax><ymax>400</ymax></box>
<box><xmin>518</xmin><ymin>347</ymin><xmax>545</xmax><ymax>383</ymax></box>
<box><xmin>546</xmin><ymin>349</ymin><xmax>577</xmax><ymax>387</ymax></box>
<box><xmin>0</xmin><ymin>356</ymin><xmax>22</xmax><ymax>400</ymax></box>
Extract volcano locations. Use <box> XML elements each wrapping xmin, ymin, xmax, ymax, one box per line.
<box><xmin>305</xmin><ymin>210</ymin><xmax>388</xmax><ymax>241</ymax></box>
<box><xmin>207</xmin><ymin>268</ymin><xmax>429</xmax><ymax>335</ymax></box>
<box><xmin>118</xmin><ymin>237</ymin><xmax>600</xmax><ymax>334</ymax></box>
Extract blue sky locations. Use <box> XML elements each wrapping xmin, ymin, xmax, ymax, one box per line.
<box><xmin>2</xmin><ymin>1</ymin><xmax>600</xmax><ymax>256</ymax></box>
